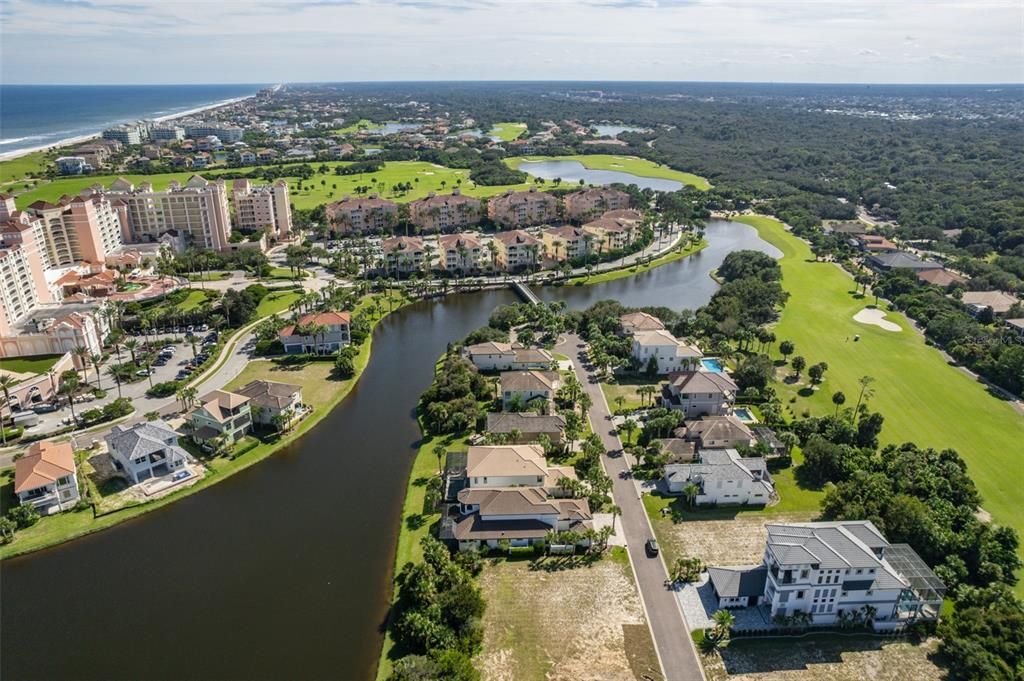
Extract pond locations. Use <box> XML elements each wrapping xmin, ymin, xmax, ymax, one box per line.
<box><xmin>516</xmin><ymin>159</ymin><xmax>683</xmax><ymax>192</ymax></box>
<box><xmin>0</xmin><ymin>220</ymin><xmax>778</xmax><ymax>681</ymax></box>
<box><xmin>591</xmin><ymin>124</ymin><xmax>645</xmax><ymax>137</ymax></box>
<box><xmin>367</xmin><ymin>122</ymin><xmax>420</xmax><ymax>135</ymax></box>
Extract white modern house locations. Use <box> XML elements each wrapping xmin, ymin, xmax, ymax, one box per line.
<box><xmin>13</xmin><ymin>440</ymin><xmax>80</xmax><ymax>514</ymax></box>
<box><xmin>106</xmin><ymin>420</ymin><xmax>191</xmax><ymax>484</ymax></box>
<box><xmin>662</xmin><ymin>370</ymin><xmax>738</xmax><ymax>416</ymax></box>
<box><xmin>463</xmin><ymin>342</ymin><xmax>554</xmax><ymax>372</ymax></box>
<box><xmin>441</xmin><ymin>444</ymin><xmax>591</xmax><ymax>552</ymax></box>
<box><xmin>663</xmin><ymin>448</ymin><xmax>773</xmax><ymax>505</ymax></box>
<box><xmin>631</xmin><ymin>329</ymin><xmax>703</xmax><ymax>374</ymax></box>
<box><xmin>707</xmin><ymin>521</ymin><xmax>945</xmax><ymax>631</ymax></box>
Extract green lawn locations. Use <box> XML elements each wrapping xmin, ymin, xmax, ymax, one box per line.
<box><xmin>0</xmin><ymin>291</ymin><xmax>411</xmax><ymax>560</ymax></box>
<box><xmin>0</xmin><ymin>354</ymin><xmax>62</xmax><ymax>376</ymax></box>
<box><xmin>0</xmin><ymin>151</ymin><xmax>51</xmax><ymax>185</ymax></box>
<box><xmin>489</xmin><ymin>121</ymin><xmax>528</xmax><ymax>141</ymax></box>
<box><xmin>255</xmin><ymin>289</ymin><xmax>304</xmax><ymax>317</ymax></box>
<box><xmin>11</xmin><ymin>160</ymin><xmax>549</xmax><ymax>211</ymax></box>
<box><xmin>173</xmin><ymin>290</ymin><xmax>211</xmax><ymax>312</ymax></box>
<box><xmin>566</xmin><ymin>238</ymin><xmax>708</xmax><ymax>286</ymax></box>
<box><xmin>507</xmin><ymin>154</ymin><xmax>711</xmax><ymax>191</ymax></box>
<box><xmin>600</xmin><ymin>378</ymin><xmax>664</xmax><ymax>412</ymax></box>
<box><xmin>737</xmin><ymin>214</ymin><xmax>1024</xmax><ymax>582</ymax></box>
<box><xmin>332</xmin><ymin>119</ymin><xmax>383</xmax><ymax>135</ymax></box>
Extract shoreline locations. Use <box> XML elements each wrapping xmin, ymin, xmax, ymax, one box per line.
<box><xmin>0</xmin><ymin>94</ymin><xmax>257</xmax><ymax>163</ymax></box>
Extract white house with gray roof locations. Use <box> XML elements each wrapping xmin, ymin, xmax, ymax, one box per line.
<box><xmin>106</xmin><ymin>420</ymin><xmax>191</xmax><ymax>484</ymax></box>
<box><xmin>663</xmin><ymin>448</ymin><xmax>773</xmax><ymax>505</ymax></box>
<box><xmin>707</xmin><ymin>521</ymin><xmax>945</xmax><ymax>631</ymax></box>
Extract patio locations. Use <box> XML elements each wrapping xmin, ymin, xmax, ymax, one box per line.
<box><xmin>675</xmin><ymin>573</ymin><xmax>774</xmax><ymax>632</ymax></box>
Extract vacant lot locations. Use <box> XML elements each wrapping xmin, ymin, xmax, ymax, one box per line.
<box><xmin>477</xmin><ymin>550</ymin><xmax>662</xmax><ymax>681</ymax></box>
<box><xmin>702</xmin><ymin>635</ymin><xmax>945</xmax><ymax>681</ymax></box>
<box><xmin>600</xmin><ymin>377</ymin><xmax>665</xmax><ymax>412</ymax></box>
<box><xmin>645</xmin><ymin>503</ymin><xmax>815</xmax><ymax>568</ymax></box>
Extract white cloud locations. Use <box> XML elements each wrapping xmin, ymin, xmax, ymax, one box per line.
<box><xmin>1</xmin><ymin>0</ymin><xmax>1021</xmax><ymax>83</ymax></box>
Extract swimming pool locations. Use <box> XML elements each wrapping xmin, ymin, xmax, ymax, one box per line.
<box><xmin>733</xmin><ymin>408</ymin><xmax>757</xmax><ymax>423</ymax></box>
<box><xmin>701</xmin><ymin>358</ymin><xmax>725</xmax><ymax>373</ymax></box>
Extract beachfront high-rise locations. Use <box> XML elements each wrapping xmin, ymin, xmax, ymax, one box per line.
<box><xmin>105</xmin><ymin>175</ymin><xmax>233</xmax><ymax>252</ymax></box>
<box><xmin>22</xmin><ymin>194</ymin><xmax>126</xmax><ymax>267</ymax></box>
<box><xmin>231</xmin><ymin>179</ymin><xmax>292</xmax><ymax>241</ymax></box>
<box><xmin>0</xmin><ymin>245</ymin><xmax>40</xmax><ymax>337</ymax></box>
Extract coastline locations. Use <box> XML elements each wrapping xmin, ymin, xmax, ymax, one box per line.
<box><xmin>0</xmin><ymin>289</ymin><xmax>410</xmax><ymax>561</ymax></box>
<box><xmin>0</xmin><ymin>94</ymin><xmax>257</xmax><ymax>163</ymax></box>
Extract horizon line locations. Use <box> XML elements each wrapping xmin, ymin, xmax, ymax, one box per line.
<box><xmin>3</xmin><ymin>79</ymin><xmax>1023</xmax><ymax>87</ymax></box>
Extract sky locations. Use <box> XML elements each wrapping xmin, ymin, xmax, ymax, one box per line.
<box><xmin>1</xmin><ymin>0</ymin><xmax>1022</xmax><ymax>84</ymax></box>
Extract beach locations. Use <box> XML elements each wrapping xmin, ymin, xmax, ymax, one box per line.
<box><xmin>0</xmin><ymin>93</ymin><xmax>256</xmax><ymax>163</ymax></box>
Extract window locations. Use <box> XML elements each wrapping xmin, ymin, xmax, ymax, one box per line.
<box><xmin>866</xmin><ymin>590</ymin><xmax>873</xmax><ymax>596</ymax></box>
<box><xmin>796</xmin><ymin>591</ymin><xmax>804</xmax><ymax>599</ymax></box>
<box><xmin>800</xmin><ymin>569</ymin><xmax>809</xmax><ymax>579</ymax></box>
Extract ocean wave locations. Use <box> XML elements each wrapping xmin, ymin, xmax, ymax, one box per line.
<box><xmin>0</xmin><ymin>135</ymin><xmax>46</xmax><ymax>146</ymax></box>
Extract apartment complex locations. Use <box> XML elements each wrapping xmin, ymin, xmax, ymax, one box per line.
<box><xmin>437</xmin><ymin>232</ymin><xmax>484</xmax><ymax>271</ymax></box>
<box><xmin>106</xmin><ymin>175</ymin><xmax>233</xmax><ymax>252</ymax></box>
<box><xmin>0</xmin><ymin>246</ymin><xmax>39</xmax><ymax>336</ymax></box>
<box><xmin>563</xmin><ymin>187</ymin><xmax>630</xmax><ymax>221</ymax></box>
<box><xmin>183</xmin><ymin>122</ymin><xmax>244</xmax><ymax>143</ymax></box>
<box><xmin>231</xmin><ymin>179</ymin><xmax>292</xmax><ymax>240</ymax></box>
<box><xmin>493</xmin><ymin>229</ymin><xmax>543</xmax><ymax>270</ymax></box>
<box><xmin>23</xmin><ymin>194</ymin><xmax>126</xmax><ymax>267</ymax></box>
<box><xmin>381</xmin><ymin>236</ymin><xmax>426</xmax><ymax>272</ymax></box>
<box><xmin>325</xmin><ymin>195</ymin><xmax>398</xmax><ymax>234</ymax></box>
<box><xmin>487</xmin><ymin>187</ymin><xmax>559</xmax><ymax>227</ymax></box>
<box><xmin>408</xmin><ymin>190</ymin><xmax>482</xmax><ymax>232</ymax></box>
<box><xmin>542</xmin><ymin>225</ymin><xmax>590</xmax><ymax>262</ymax></box>
<box><xmin>582</xmin><ymin>209</ymin><xmax>643</xmax><ymax>251</ymax></box>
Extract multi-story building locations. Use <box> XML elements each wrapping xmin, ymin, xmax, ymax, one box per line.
<box><xmin>107</xmin><ymin>175</ymin><xmax>233</xmax><ymax>252</ymax></box>
<box><xmin>14</xmin><ymin>440</ymin><xmax>81</xmax><ymax>514</ymax></box>
<box><xmin>102</xmin><ymin>122</ymin><xmax>149</xmax><ymax>146</ymax></box>
<box><xmin>582</xmin><ymin>213</ymin><xmax>640</xmax><ymax>252</ymax></box>
<box><xmin>563</xmin><ymin>187</ymin><xmax>630</xmax><ymax>222</ymax></box>
<box><xmin>409</xmin><ymin>190</ymin><xmax>482</xmax><ymax>233</ymax></box>
<box><xmin>55</xmin><ymin>156</ymin><xmax>92</xmax><ymax>175</ymax></box>
<box><xmin>662</xmin><ymin>370</ymin><xmax>738</xmax><ymax>417</ymax></box>
<box><xmin>232</xmin><ymin>179</ymin><xmax>292</xmax><ymax>240</ymax></box>
<box><xmin>278</xmin><ymin>311</ymin><xmax>351</xmax><ymax>354</ymax></box>
<box><xmin>106</xmin><ymin>420</ymin><xmax>192</xmax><ymax>485</ymax></box>
<box><xmin>325</xmin><ymin>195</ymin><xmax>398</xmax><ymax>234</ymax></box>
<box><xmin>706</xmin><ymin>521</ymin><xmax>945</xmax><ymax>631</ymax></box>
<box><xmin>188</xmin><ymin>389</ymin><xmax>252</xmax><ymax>448</ymax></box>
<box><xmin>381</xmin><ymin>236</ymin><xmax>426</xmax><ymax>272</ymax></box>
<box><xmin>0</xmin><ymin>246</ymin><xmax>39</xmax><ymax>336</ymax></box>
<box><xmin>541</xmin><ymin>225</ymin><xmax>590</xmax><ymax>262</ymax></box>
<box><xmin>183</xmin><ymin>123</ymin><xmax>244</xmax><ymax>143</ymax></box>
<box><xmin>487</xmin><ymin>187</ymin><xmax>559</xmax><ymax>227</ymax></box>
<box><xmin>630</xmin><ymin>328</ymin><xmax>703</xmax><ymax>374</ymax></box>
<box><xmin>24</xmin><ymin>193</ymin><xmax>125</xmax><ymax>267</ymax></box>
<box><xmin>0</xmin><ymin>305</ymin><xmax>110</xmax><ymax>362</ymax></box>
<box><xmin>437</xmin><ymin>232</ymin><xmax>483</xmax><ymax>272</ymax></box>
<box><xmin>150</xmin><ymin>125</ymin><xmax>185</xmax><ymax>142</ymax></box>
<box><xmin>493</xmin><ymin>229</ymin><xmax>543</xmax><ymax>271</ymax></box>
<box><xmin>663</xmin><ymin>448</ymin><xmax>773</xmax><ymax>505</ymax></box>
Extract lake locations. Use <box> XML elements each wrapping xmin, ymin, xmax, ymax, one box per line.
<box><xmin>591</xmin><ymin>124</ymin><xmax>645</xmax><ymax>137</ymax></box>
<box><xmin>0</xmin><ymin>221</ymin><xmax>777</xmax><ymax>681</ymax></box>
<box><xmin>515</xmin><ymin>159</ymin><xmax>684</xmax><ymax>192</ymax></box>
<box><xmin>367</xmin><ymin>122</ymin><xmax>421</xmax><ymax>135</ymax></box>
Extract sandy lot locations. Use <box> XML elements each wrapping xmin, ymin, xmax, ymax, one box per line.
<box><xmin>702</xmin><ymin>635</ymin><xmax>945</xmax><ymax>681</ymax></box>
<box><xmin>853</xmin><ymin>308</ymin><xmax>901</xmax><ymax>332</ymax></box>
<box><xmin>652</xmin><ymin>512</ymin><xmax>816</xmax><ymax>568</ymax></box>
<box><xmin>477</xmin><ymin>553</ymin><xmax>662</xmax><ymax>681</ymax></box>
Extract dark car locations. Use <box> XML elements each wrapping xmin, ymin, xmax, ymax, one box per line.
<box><xmin>32</xmin><ymin>402</ymin><xmax>60</xmax><ymax>414</ymax></box>
<box><xmin>645</xmin><ymin>538</ymin><xmax>659</xmax><ymax>557</ymax></box>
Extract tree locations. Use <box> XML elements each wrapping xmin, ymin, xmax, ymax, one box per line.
<box><xmin>682</xmin><ymin>482</ymin><xmax>700</xmax><ymax>507</ymax></box>
<box><xmin>791</xmin><ymin>355</ymin><xmax>806</xmax><ymax>378</ymax></box>
<box><xmin>123</xmin><ymin>338</ymin><xmax>139</xmax><ymax>366</ymax></box>
<box><xmin>807</xmin><ymin>362</ymin><xmax>827</xmax><ymax>384</ymax></box>
<box><xmin>58</xmin><ymin>370</ymin><xmax>81</xmax><ymax>424</ymax></box>
<box><xmin>671</xmin><ymin>556</ymin><xmax>704</xmax><ymax>583</ymax></box>
<box><xmin>853</xmin><ymin>375</ymin><xmax>875</xmax><ymax>421</ymax></box>
<box><xmin>711</xmin><ymin>609</ymin><xmax>735</xmax><ymax>644</ymax></box>
<box><xmin>89</xmin><ymin>353</ymin><xmax>104</xmax><ymax>391</ymax></box>
<box><xmin>779</xmin><ymin>340</ymin><xmax>795</xmax><ymax>362</ymax></box>
<box><xmin>433</xmin><ymin>444</ymin><xmax>447</xmax><ymax>478</ymax></box>
<box><xmin>609</xmin><ymin>504</ymin><xmax>621</xmax><ymax>533</ymax></box>
<box><xmin>0</xmin><ymin>374</ymin><xmax>15</xmax><ymax>446</ymax></box>
<box><xmin>832</xmin><ymin>390</ymin><xmax>846</xmax><ymax>416</ymax></box>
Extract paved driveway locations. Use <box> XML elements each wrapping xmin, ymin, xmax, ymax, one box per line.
<box><xmin>556</xmin><ymin>333</ymin><xmax>705</xmax><ymax>681</ymax></box>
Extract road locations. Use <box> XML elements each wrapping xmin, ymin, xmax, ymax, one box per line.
<box><xmin>556</xmin><ymin>332</ymin><xmax>705</xmax><ymax>681</ymax></box>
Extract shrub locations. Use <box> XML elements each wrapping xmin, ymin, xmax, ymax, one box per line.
<box><xmin>146</xmin><ymin>380</ymin><xmax>181</xmax><ymax>398</ymax></box>
<box><xmin>8</xmin><ymin>504</ymin><xmax>40</xmax><ymax>529</ymax></box>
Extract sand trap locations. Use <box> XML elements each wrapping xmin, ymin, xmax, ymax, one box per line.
<box><xmin>854</xmin><ymin>308</ymin><xmax>901</xmax><ymax>332</ymax></box>
<box><xmin>419</xmin><ymin>171</ymin><xmax>435</xmax><ymax>175</ymax></box>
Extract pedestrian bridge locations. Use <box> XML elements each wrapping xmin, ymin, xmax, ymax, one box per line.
<box><xmin>511</xmin><ymin>281</ymin><xmax>541</xmax><ymax>305</ymax></box>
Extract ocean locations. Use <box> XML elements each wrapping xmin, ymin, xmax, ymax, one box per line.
<box><xmin>0</xmin><ymin>84</ymin><xmax>265</xmax><ymax>157</ymax></box>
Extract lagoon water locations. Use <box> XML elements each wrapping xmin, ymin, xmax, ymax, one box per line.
<box><xmin>516</xmin><ymin>159</ymin><xmax>684</xmax><ymax>191</ymax></box>
<box><xmin>591</xmin><ymin>124</ymin><xmax>645</xmax><ymax>137</ymax></box>
<box><xmin>1</xmin><ymin>221</ymin><xmax>776</xmax><ymax>680</ymax></box>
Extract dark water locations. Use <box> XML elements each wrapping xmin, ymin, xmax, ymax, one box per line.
<box><xmin>0</xmin><ymin>84</ymin><xmax>262</xmax><ymax>155</ymax></box>
<box><xmin>516</xmin><ymin>159</ymin><xmax>684</xmax><ymax>191</ymax></box>
<box><xmin>0</xmin><ymin>220</ymin><xmax>773</xmax><ymax>681</ymax></box>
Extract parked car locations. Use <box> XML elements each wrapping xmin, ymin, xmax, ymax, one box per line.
<box><xmin>32</xmin><ymin>402</ymin><xmax>60</xmax><ymax>414</ymax></box>
<box><xmin>136</xmin><ymin>369</ymin><xmax>152</xmax><ymax>377</ymax></box>
<box><xmin>645</xmin><ymin>538</ymin><xmax>659</xmax><ymax>557</ymax></box>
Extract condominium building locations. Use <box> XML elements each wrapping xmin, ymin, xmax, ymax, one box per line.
<box><xmin>150</xmin><ymin>126</ymin><xmax>185</xmax><ymax>142</ymax></box>
<box><xmin>563</xmin><ymin>187</ymin><xmax>630</xmax><ymax>222</ymax></box>
<box><xmin>493</xmin><ymin>229</ymin><xmax>543</xmax><ymax>270</ymax></box>
<box><xmin>55</xmin><ymin>156</ymin><xmax>92</xmax><ymax>176</ymax></box>
<box><xmin>107</xmin><ymin>175</ymin><xmax>232</xmax><ymax>252</ymax></box>
<box><xmin>542</xmin><ymin>225</ymin><xmax>590</xmax><ymax>262</ymax></box>
<box><xmin>409</xmin><ymin>190</ymin><xmax>482</xmax><ymax>233</ymax></box>
<box><xmin>102</xmin><ymin>121</ymin><xmax>151</xmax><ymax>146</ymax></box>
<box><xmin>183</xmin><ymin>123</ymin><xmax>244</xmax><ymax>144</ymax></box>
<box><xmin>0</xmin><ymin>246</ymin><xmax>39</xmax><ymax>337</ymax></box>
<box><xmin>232</xmin><ymin>179</ymin><xmax>292</xmax><ymax>240</ymax></box>
<box><xmin>325</xmin><ymin>195</ymin><xmax>398</xmax><ymax>234</ymax></box>
<box><xmin>582</xmin><ymin>211</ymin><xmax>642</xmax><ymax>252</ymax></box>
<box><xmin>381</xmin><ymin>236</ymin><xmax>426</xmax><ymax>272</ymax></box>
<box><xmin>24</xmin><ymin>193</ymin><xmax>125</xmax><ymax>267</ymax></box>
<box><xmin>437</xmin><ymin>232</ymin><xmax>484</xmax><ymax>271</ymax></box>
<box><xmin>487</xmin><ymin>187</ymin><xmax>559</xmax><ymax>227</ymax></box>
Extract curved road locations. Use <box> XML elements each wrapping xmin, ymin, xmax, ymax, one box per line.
<box><xmin>557</xmin><ymin>332</ymin><xmax>705</xmax><ymax>681</ymax></box>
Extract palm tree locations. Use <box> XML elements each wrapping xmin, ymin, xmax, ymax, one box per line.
<box><xmin>59</xmin><ymin>370</ymin><xmax>81</xmax><ymax>425</ymax></box>
<box><xmin>106</xmin><ymin>365</ymin><xmax>124</xmax><ymax>399</ymax></box>
<box><xmin>124</xmin><ymin>339</ymin><xmax>139</xmax><ymax>367</ymax></box>
<box><xmin>0</xmin><ymin>374</ymin><xmax>16</xmax><ymax>445</ymax></box>
<box><xmin>433</xmin><ymin>444</ymin><xmax>447</xmax><ymax>478</ymax></box>
<box><xmin>853</xmin><ymin>375</ymin><xmax>875</xmax><ymax>421</ymax></box>
<box><xmin>832</xmin><ymin>390</ymin><xmax>846</xmax><ymax>416</ymax></box>
<box><xmin>682</xmin><ymin>482</ymin><xmax>700</xmax><ymax>507</ymax></box>
<box><xmin>72</xmin><ymin>345</ymin><xmax>91</xmax><ymax>383</ymax></box>
<box><xmin>711</xmin><ymin>609</ymin><xmax>735</xmax><ymax>641</ymax></box>
<box><xmin>609</xmin><ymin>504</ymin><xmax>621</xmax><ymax>533</ymax></box>
<box><xmin>89</xmin><ymin>353</ymin><xmax>104</xmax><ymax>391</ymax></box>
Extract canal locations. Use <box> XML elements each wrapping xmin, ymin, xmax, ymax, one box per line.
<box><xmin>0</xmin><ymin>220</ymin><xmax>778</xmax><ymax>681</ymax></box>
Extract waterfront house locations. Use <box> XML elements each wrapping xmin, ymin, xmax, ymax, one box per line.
<box><xmin>663</xmin><ymin>448</ymin><xmax>772</xmax><ymax>505</ymax></box>
<box><xmin>631</xmin><ymin>329</ymin><xmax>703</xmax><ymax>374</ymax></box>
<box><xmin>278</xmin><ymin>311</ymin><xmax>351</xmax><ymax>354</ymax></box>
<box><xmin>463</xmin><ymin>342</ymin><xmax>554</xmax><ymax>372</ymax></box>
<box><xmin>500</xmin><ymin>370</ymin><xmax>561</xmax><ymax>411</ymax></box>
<box><xmin>619</xmin><ymin>311</ymin><xmax>665</xmax><ymax>334</ymax></box>
<box><xmin>662</xmin><ymin>370</ymin><xmax>738</xmax><ymax>417</ymax></box>
<box><xmin>105</xmin><ymin>420</ymin><xmax>191</xmax><ymax>485</ymax></box>
<box><xmin>440</xmin><ymin>444</ymin><xmax>590</xmax><ymax>551</ymax></box>
<box><xmin>486</xmin><ymin>412</ymin><xmax>567</xmax><ymax>444</ymax></box>
<box><xmin>707</xmin><ymin>521</ymin><xmax>945</xmax><ymax>631</ymax></box>
<box><xmin>188</xmin><ymin>389</ymin><xmax>252</xmax><ymax>447</ymax></box>
<box><xmin>14</xmin><ymin>440</ymin><xmax>80</xmax><ymax>514</ymax></box>
<box><xmin>234</xmin><ymin>379</ymin><xmax>305</xmax><ymax>429</ymax></box>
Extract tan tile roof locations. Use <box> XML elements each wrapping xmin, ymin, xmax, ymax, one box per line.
<box><xmin>15</xmin><ymin>440</ymin><xmax>75</xmax><ymax>493</ymax></box>
<box><xmin>197</xmin><ymin>389</ymin><xmax>250</xmax><ymax>422</ymax></box>
<box><xmin>494</xmin><ymin>230</ymin><xmax>542</xmax><ymax>247</ymax></box>
<box><xmin>962</xmin><ymin>290</ymin><xmax>1018</xmax><ymax>313</ymax></box>
<box><xmin>466</xmin><ymin>444</ymin><xmax>547</xmax><ymax>478</ymax></box>
<box><xmin>234</xmin><ymin>380</ymin><xmax>303</xmax><ymax>409</ymax></box>
<box><xmin>500</xmin><ymin>370</ymin><xmax>560</xmax><ymax>393</ymax></box>
<box><xmin>620</xmin><ymin>311</ymin><xmax>665</xmax><ymax>332</ymax></box>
